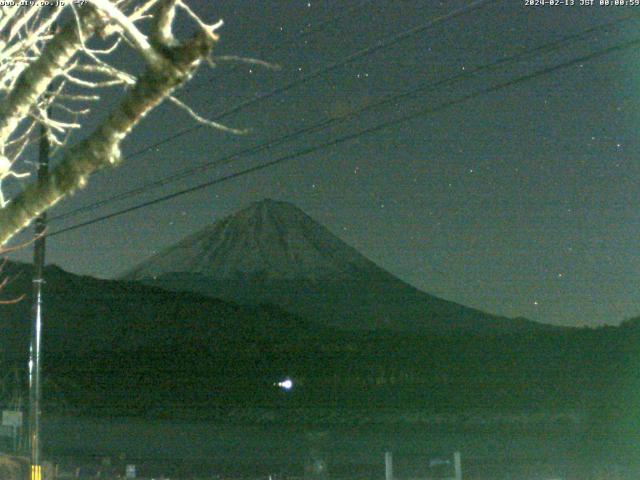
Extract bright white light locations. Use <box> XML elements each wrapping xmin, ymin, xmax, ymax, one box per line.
<box><xmin>277</xmin><ymin>378</ymin><xmax>293</xmax><ymax>390</ymax></box>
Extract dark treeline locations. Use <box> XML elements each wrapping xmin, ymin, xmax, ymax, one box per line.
<box><xmin>1</xmin><ymin>261</ymin><xmax>640</xmax><ymax>435</ymax></box>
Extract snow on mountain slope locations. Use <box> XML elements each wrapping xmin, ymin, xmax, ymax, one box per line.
<box><xmin>125</xmin><ymin>199</ymin><xmax>380</xmax><ymax>280</ymax></box>
<box><xmin>123</xmin><ymin>199</ymin><xmax>553</xmax><ymax>333</ymax></box>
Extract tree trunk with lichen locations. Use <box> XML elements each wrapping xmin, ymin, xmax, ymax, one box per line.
<box><xmin>0</xmin><ymin>7</ymin><xmax>102</xmax><ymax>147</ymax></box>
<box><xmin>0</xmin><ymin>28</ymin><xmax>215</xmax><ymax>246</ymax></box>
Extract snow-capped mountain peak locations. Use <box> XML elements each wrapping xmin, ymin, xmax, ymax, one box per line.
<box><xmin>124</xmin><ymin>199</ymin><xmax>551</xmax><ymax>333</ymax></box>
<box><xmin>124</xmin><ymin>199</ymin><xmax>376</xmax><ymax>281</ymax></box>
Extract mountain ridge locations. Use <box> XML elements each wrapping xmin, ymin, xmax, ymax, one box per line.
<box><xmin>124</xmin><ymin>199</ymin><xmax>381</xmax><ymax>281</ymax></box>
<box><xmin>123</xmin><ymin>199</ymin><xmax>556</xmax><ymax>333</ymax></box>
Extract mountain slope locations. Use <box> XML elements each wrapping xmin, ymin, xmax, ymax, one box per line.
<box><xmin>0</xmin><ymin>262</ymin><xmax>609</xmax><ymax>418</ymax></box>
<box><xmin>124</xmin><ymin>198</ymin><xmax>378</xmax><ymax>280</ymax></box>
<box><xmin>123</xmin><ymin>199</ymin><xmax>552</xmax><ymax>333</ymax></box>
<box><xmin>0</xmin><ymin>261</ymin><xmax>324</xmax><ymax>359</ymax></box>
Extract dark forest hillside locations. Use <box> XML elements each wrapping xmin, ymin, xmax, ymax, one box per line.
<box><xmin>0</xmin><ymin>261</ymin><xmax>638</xmax><ymax>424</ymax></box>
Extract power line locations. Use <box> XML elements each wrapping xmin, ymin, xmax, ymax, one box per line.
<box><xmin>90</xmin><ymin>0</ymin><xmax>387</xmax><ymax>119</ymax></box>
<box><xmin>50</xmin><ymin>12</ymin><xmax>640</xmax><ymax>223</ymax></box>
<box><xmin>185</xmin><ymin>0</ymin><xmax>384</xmax><ymax>94</ymax></box>
<box><xmin>48</xmin><ymin>36</ymin><xmax>640</xmax><ymax>238</ymax></box>
<box><xmin>96</xmin><ymin>0</ymin><xmax>496</xmax><ymax>163</ymax></box>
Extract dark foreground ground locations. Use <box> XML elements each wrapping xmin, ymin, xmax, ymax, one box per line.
<box><xmin>30</xmin><ymin>412</ymin><xmax>640</xmax><ymax>480</ymax></box>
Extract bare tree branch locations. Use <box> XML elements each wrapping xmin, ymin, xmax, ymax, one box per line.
<box><xmin>87</xmin><ymin>0</ymin><xmax>164</xmax><ymax>67</ymax></box>
<box><xmin>0</xmin><ymin>0</ymin><xmax>241</xmax><ymax>246</ymax></box>
<box><xmin>0</xmin><ymin>6</ymin><xmax>103</xmax><ymax>148</ymax></box>
<box><xmin>168</xmin><ymin>95</ymin><xmax>247</xmax><ymax>134</ymax></box>
<box><xmin>0</xmin><ymin>27</ymin><xmax>217</xmax><ymax>245</ymax></box>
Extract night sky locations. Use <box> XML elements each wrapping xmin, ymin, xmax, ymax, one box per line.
<box><xmin>8</xmin><ymin>0</ymin><xmax>640</xmax><ymax>327</ymax></box>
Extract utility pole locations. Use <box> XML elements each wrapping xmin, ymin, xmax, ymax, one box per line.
<box><xmin>28</xmin><ymin>120</ymin><xmax>49</xmax><ymax>480</ymax></box>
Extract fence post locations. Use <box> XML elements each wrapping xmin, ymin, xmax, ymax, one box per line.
<box><xmin>385</xmin><ymin>451</ymin><xmax>393</xmax><ymax>480</ymax></box>
<box><xmin>453</xmin><ymin>451</ymin><xmax>462</xmax><ymax>480</ymax></box>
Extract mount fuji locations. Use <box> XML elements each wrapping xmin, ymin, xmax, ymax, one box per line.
<box><xmin>123</xmin><ymin>199</ymin><xmax>551</xmax><ymax>333</ymax></box>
